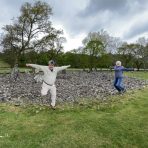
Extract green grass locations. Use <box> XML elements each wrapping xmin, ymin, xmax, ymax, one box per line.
<box><xmin>0</xmin><ymin>88</ymin><xmax>148</xmax><ymax>148</ymax></box>
<box><xmin>0</xmin><ymin>60</ymin><xmax>10</xmax><ymax>68</ymax></box>
<box><xmin>124</xmin><ymin>71</ymin><xmax>148</xmax><ymax>80</ymax></box>
<box><xmin>0</xmin><ymin>68</ymin><xmax>32</xmax><ymax>74</ymax></box>
<box><xmin>0</xmin><ymin>60</ymin><xmax>10</xmax><ymax>73</ymax></box>
<box><xmin>0</xmin><ymin>68</ymin><xmax>11</xmax><ymax>74</ymax></box>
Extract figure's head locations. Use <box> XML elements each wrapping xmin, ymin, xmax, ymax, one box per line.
<box><xmin>48</xmin><ymin>60</ymin><xmax>55</xmax><ymax>68</ymax></box>
<box><xmin>116</xmin><ymin>61</ymin><xmax>121</xmax><ymax>66</ymax></box>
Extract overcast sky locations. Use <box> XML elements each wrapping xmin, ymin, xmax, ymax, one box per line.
<box><xmin>0</xmin><ymin>0</ymin><xmax>148</xmax><ymax>51</ymax></box>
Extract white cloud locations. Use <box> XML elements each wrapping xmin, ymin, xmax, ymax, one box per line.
<box><xmin>52</xmin><ymin>23</ymin><xmax>86</xmax><ymax>51</ymax></box>
<box><xmin>63</xmin><ymin>32</ymin><xmax>86</xmax><ymax>52</ymax></box>
<box><xmin>0</xmin><ymin>0</ymin><xmax>148</xmax><ymax>52</ymax></box>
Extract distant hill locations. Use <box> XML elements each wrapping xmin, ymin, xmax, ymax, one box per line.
<box><xmin>0</xmin><ymin>59</ymin><xmax>10</xmax><ymax>68</ymax></box>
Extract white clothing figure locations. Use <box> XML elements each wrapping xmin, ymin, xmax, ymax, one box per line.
<box><xmin>26</xmin><ymin>60</ymin><xmax>70</xmax><ymax>108</ymax></box>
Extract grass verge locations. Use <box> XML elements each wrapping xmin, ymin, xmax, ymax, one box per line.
<box><xmin>0</xmin><ymin>87</ymin><xmax>148</xmax><ymax>148</ymax></box>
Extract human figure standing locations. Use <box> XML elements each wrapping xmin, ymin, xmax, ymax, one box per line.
<box><xmin>114</xmin><ymin>61</ymin><xmax>134</xmax><ymax>94</ymax></box>
<box><xmin>26</xmin><ymin>60</ymin><xmax>70</xmax><ymax>109</ymax></box>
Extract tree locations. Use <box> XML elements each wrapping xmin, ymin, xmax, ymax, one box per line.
<box><xmin>97</xmin><ymin>53</ymin><xmax>113</xmax><ymax>68</ymax></box>
<box><xmin>82</xmin><ymin>32</ymin><xmax>105</xmax><ymax>71</ymax></box>
<box><xmin>137</xmin><ymin>37</ymin><xmax>148</xmax><ymax>69</ymax></box>
<box><xmin>81</xmin><ymin>30</ymin><xmax>122</xmax><ymax>71</ymax></box>
<box><xmin>118</xmin><ymin>42</ymin><xmax>147</xmax><ymax>70</ymax></box>
<box><xmin>1</xmin><ymin>1</ymin><xmax>64</xmax><ymax>66</ymax></box>
<box><xmin>118</xmin><ymin>42</ymin><xmax>134</xmax><ymax>67</ymax></box>
<box><xmin>49</xmin><ymin>37</ymin><xmax>66</xmax><ymax>61</ymax></box>
<box><xmin>91</xmin><ymin>29</ymin><xmax>121</xmax><ymax>53</ymax></box>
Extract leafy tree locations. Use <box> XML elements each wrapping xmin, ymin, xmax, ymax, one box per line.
<box><xmin>118</xmin><ymin>41</ymin><xmax>147</xmax><ymax>70</ymax></box>
<box><xmin>137</xmin><ymin>37</ymin><xmax>148</xmax><ymax>69</ymax></box>
<box><xmin>118</xmin><ymin>42</ymin><xmax>134</xmax><ymax>67</ymax></box>
<box><xmin>97</xmin><ymin>53</ymin><xmax>113</xmax><ymax>68</ymax></box>
<box><xmin>82</xmin><ymin>32</ymin><xmax>105</xmax><ymax>71</ymax></box>
<box><xmin>1</xmin><ymin>1</ymin><xmax>64</xmax><ymax>66</ymax></box>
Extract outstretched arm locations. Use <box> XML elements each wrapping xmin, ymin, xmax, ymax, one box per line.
<box><xmin>114</xmin><ymin>66</ymin><xmax>134</xmax><ymax>71</ymax></box>
<box><xmin>26</xmin><ymin>64</ymin><xmax>43</xmax><ymax>71</ymax></box>
<box><xmin>56</xmin><ymin>65</ymin><xmax>71</xmax><ymax>72</ymax></box>
<box><xmin>122</xmin><ymin>68</ymin><xmax>134</xmax><ymax>71</ymax></box>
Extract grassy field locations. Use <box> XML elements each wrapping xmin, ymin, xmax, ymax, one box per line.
<box><xmin>0</xmin><ymin>60</ymin><xmax>10</xmax><ymax>68</ymax></box>
<box><xmin>0</xmin><ymin>60</ymin><xmax>148</xmax><ymax>147</ymax></box>
<box><xmin>124</xmin><ymin>71</ymin><xmax>148</xmax><ymax>80</ymax></box>
<box><xmin>0</xmin><ymin>67</ymin><xmax>148</xmax><ymax>80</ymax></box>
<box><xmin>0</xmin><ymin>58</ymin><xmax>148</xmax><ymax>79</ymax></box>
<box><xmin>0</xmin><ymin>68</ymin><xmax>33</xmax><ymax>74</ymax></box>
<box><xmin>0</xmin><ymin>60</ymin><xmax>10</xmax><ymax>73</ymax></box>
<box><xmin>0</xmin><ymin>87</ymin><xmax>148</xmax><ymax>148</ymax></box>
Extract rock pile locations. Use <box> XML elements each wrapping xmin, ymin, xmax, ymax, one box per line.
<box><xmin>0</xmin><ymin>71</ymin><xmax>147</xmax><ymax>105</ymax></box>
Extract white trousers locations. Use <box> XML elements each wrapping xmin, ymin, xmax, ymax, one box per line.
<box><xmin>41</xmin><ymin>82</ymin><xmax>56</xmax><ymax>107</ymax></box>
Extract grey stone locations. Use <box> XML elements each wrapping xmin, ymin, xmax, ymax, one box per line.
<box><xmin>0</xmin><ymin>72</ymin><xmax>147</xmax><ymax>105</ymax></box>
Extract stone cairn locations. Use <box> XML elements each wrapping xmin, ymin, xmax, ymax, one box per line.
<box><xmin>0</xmin><ymin>71</ymin><xmax>147</xmax><ymax>105</ymax></box>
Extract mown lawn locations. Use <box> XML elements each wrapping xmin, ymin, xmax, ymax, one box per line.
<box><xmin>124</xmin><ymin>71</ymin><xmax>148</xmax><ymax>80</ymax></box>
<box><xmin>0</xmin><ymin>60</ymin><xmax>10</xmax><ymax>68</ymax></box>
<box><xmin>0</xmin><ymin>87</ymin><xmax>148</xmax><ymax>148</ymax></box>
<box><xmin>0</xmin><ymin>67</ymin><xmax>33</xmax><ymax>74</ymax></box>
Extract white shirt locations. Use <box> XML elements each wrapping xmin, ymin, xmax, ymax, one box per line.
<box><xmin>29</xmin><ymin>64</ymin><xmax>70</xmax><ymax>85</ymax></box>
